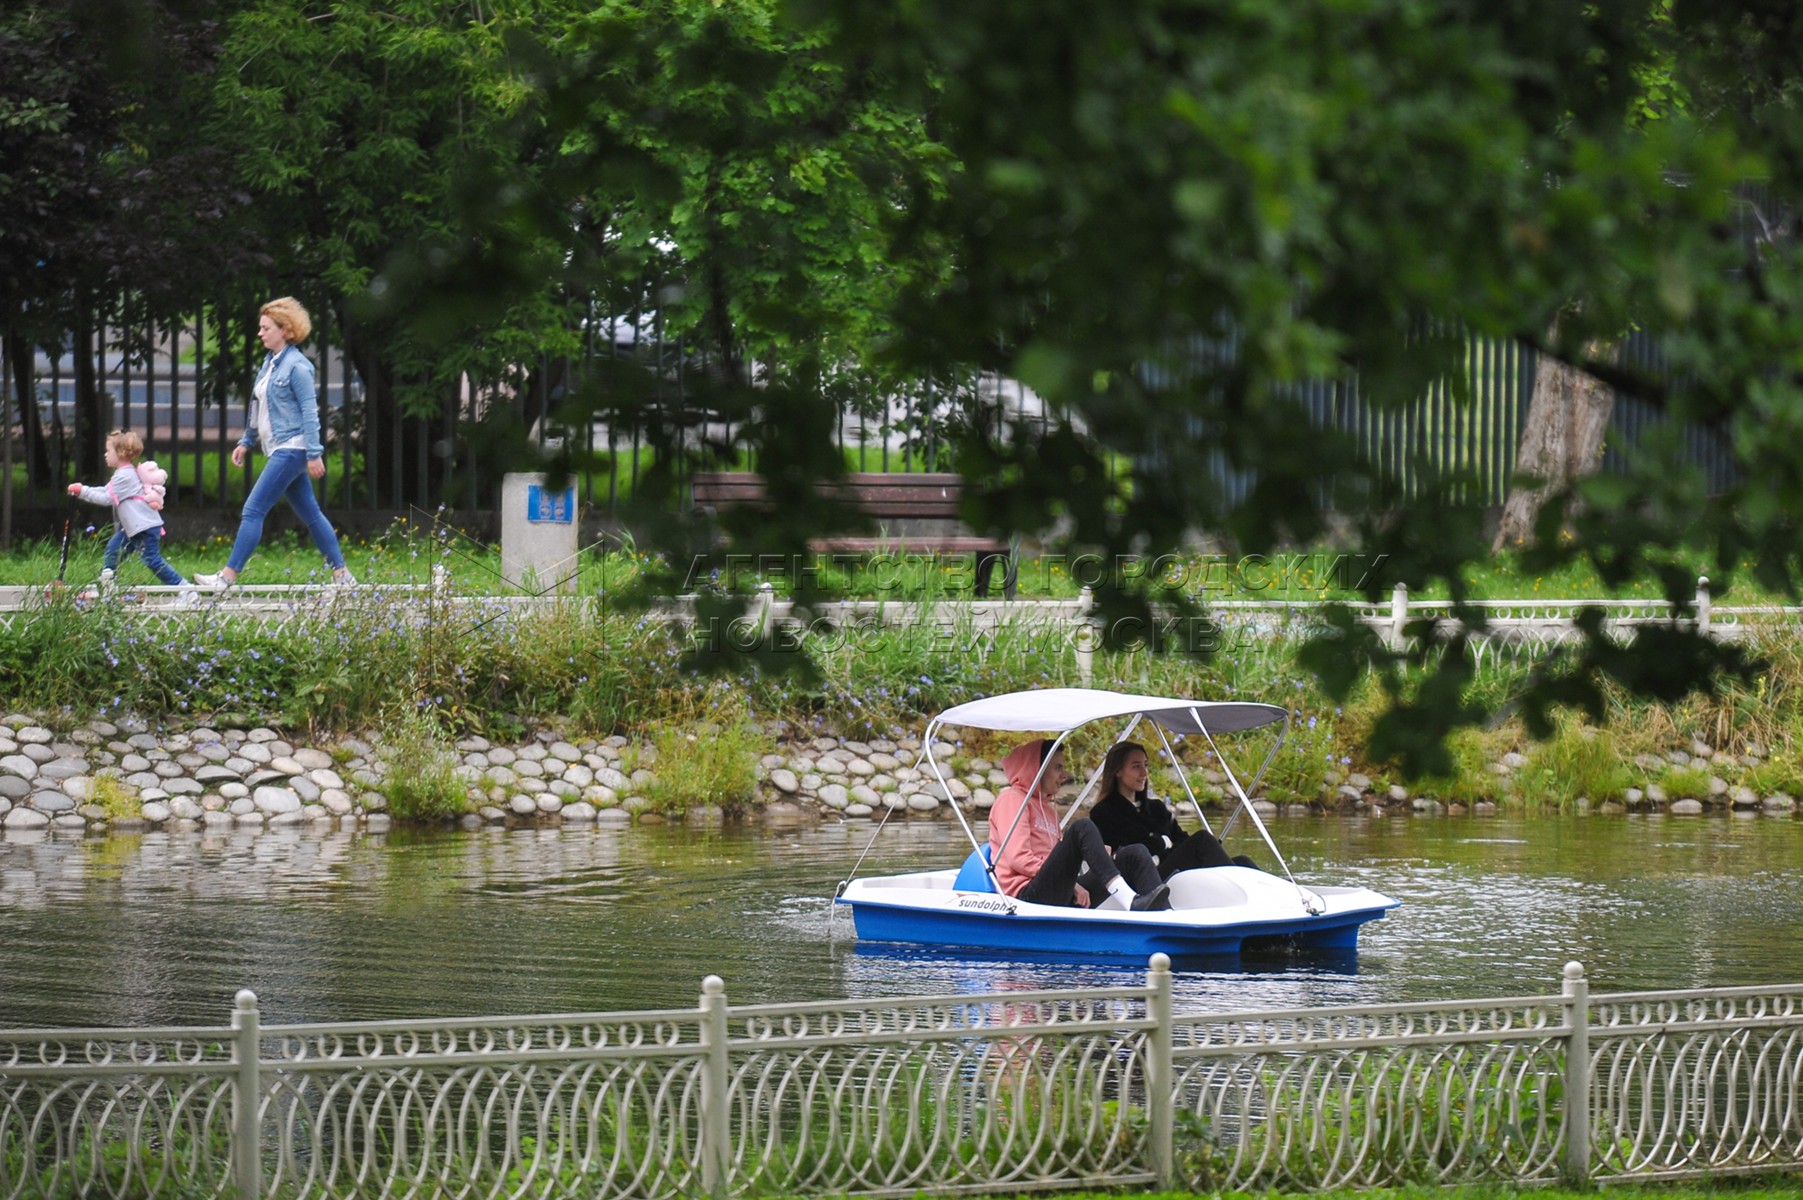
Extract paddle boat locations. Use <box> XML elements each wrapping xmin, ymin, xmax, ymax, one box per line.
<box><xmin>835</xmin><ymin>687</ymin><xmax>1398</xmax><ymax>960</ymax></box>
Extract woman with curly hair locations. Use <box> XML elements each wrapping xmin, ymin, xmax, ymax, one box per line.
<box><xmin>195</xmin><ymin>297</ymin><xmax>355</xmax><ymax>588</ymax></box>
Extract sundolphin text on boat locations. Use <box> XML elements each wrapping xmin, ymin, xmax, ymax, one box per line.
<box><xmin>836</xmin><ymin>687</ymin><xmax>1399</xmax><ymax>960</ymax></box>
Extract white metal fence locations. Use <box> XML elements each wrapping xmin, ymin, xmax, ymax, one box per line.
<box><xmin>3</xmin><ymin>960</ymin><xmax>1801</xmax><ymax>1199</ymax></box>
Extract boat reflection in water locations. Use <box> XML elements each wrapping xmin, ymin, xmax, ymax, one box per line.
<box><xmin>838</xmin><ymin>937</ymin><xmax>1369</xmax><ymax>1015</ymax></box>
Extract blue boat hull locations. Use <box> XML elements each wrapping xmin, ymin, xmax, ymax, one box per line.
<box><xmin>840</xmin><ymin>894</ymin><xmax>1392</xmax><ymax>961</ymax></box>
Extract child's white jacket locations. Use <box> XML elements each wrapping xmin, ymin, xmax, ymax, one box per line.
<box><xmin>74</xmin><ymin>466</ymin><xmax>163</xmax><ymax>537</ymax></box>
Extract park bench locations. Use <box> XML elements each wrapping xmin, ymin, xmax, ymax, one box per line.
<box><xmin>688</xmin><ymin>471</ymin><xmax>1017</xmax><ymax>597</ymax></box>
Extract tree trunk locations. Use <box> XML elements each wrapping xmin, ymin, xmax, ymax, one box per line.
<box><xmin>338</xmin><ymin>316</ymin><xmax>451</xmax><ymax>508</ymax></box>
<box><xmin>72</xmin><ymin>300</ymin><xmax>110</xmax><ymax>482</ymax></box>
<box><xmin>1491</xmin><ymin>326</ymin><xmax>1614</xmax><ymax>553</ymax></box>
<box><xmin>4</xmin><ymin>328</ymin><xmax>56</xmax><ymax>492</ymax></box>
<box><xmin>1</xmin><ymin>332</ymin><xmax>12</xmax><ymax>548</ymax></box>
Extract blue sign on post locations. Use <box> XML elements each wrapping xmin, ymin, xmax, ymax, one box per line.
<box><xmin>525</xmin><ymin>485</ymin><xmax>575</xmax><ymax>524</ymax></box>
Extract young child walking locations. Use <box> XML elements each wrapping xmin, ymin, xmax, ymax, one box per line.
<box><xmin>68</xmin><ymin>430</ymin><xmax>191</xmax><ymax>596</ymax></box>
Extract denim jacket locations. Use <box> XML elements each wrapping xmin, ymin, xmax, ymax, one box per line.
<box><xmin>240</xmin><ymin>345</ymin><xmax>323</xmax><ymax>459</ymax></box>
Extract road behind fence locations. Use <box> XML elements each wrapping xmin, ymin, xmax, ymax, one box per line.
<box><xmin>2</xmin><ymin>960</ymin><xmax>1801</xmax><ymax>1199</ymax></box>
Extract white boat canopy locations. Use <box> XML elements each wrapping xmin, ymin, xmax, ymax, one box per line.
<box><xmin>917</xmin><ymin>687</ymin><xmax>1309</xmax><ymax>910</ymax></box>
<box><xmin>930</xmin><ymin>687</ymin><xmax>1286</xmax><ymax>736</ymax></box>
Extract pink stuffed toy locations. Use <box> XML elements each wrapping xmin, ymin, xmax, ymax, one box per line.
<box><xmin>135</xmin><ymin>460</ymin><xmax>168</xmax><ymax>511</ymax></box>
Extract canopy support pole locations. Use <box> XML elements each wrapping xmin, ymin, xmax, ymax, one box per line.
<box><xmin>1220</xmin><ymin>731</ymin><xmax>1286</xmax><ymax>841</ymax></box>
<box><xmin>921</xmin><ymin>717</ymin><xmax>987</xmax><ymax>867</ymax></box>
<box><xmin>1197</xmin><ymin>709</ymin><xmax>1322</xmax><ymax>915</ymax></box>
<box><xmin>1147</xmin><ymin>720</ymin><xmax>1215</xmax><ymax>836</ymax></box>
<box><xmin>927</xmin><ymin>720</ymin><xmax>1079</xmax><ymax>891</ymax></box>
<box><xmin>1059</xmin><ymin>714</ymin><xmax>1144</xmax><ymax>830</ymax></box>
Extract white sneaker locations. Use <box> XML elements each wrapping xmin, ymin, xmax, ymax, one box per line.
<box><xmin>177</xmin><ymin>586</ymin><xmax>200</xmax><ymax>607</ymax></box>
<box><xmin>331</xmin><ymin>568</ymin><xmax>358</xmax><ymax>586</ymax></box>
<box><xmin>97</xmin><ymin>568</ymin><xmax>116</xmax><ymax>597</ymax></box>
<box><xmin>193</xmin><ymin>572</ymin><xmax>231</xmax><ymax>592</ymax></box>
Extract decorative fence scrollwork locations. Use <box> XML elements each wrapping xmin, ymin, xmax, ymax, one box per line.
<box><xmin>1168</xmin><ymin>990</ymin><xmax>1575</xmax><ymax>1191</ymax></box>
<box><xmin>1589</xmin><ymin>985</ymin><xmax>1803</xmax><ymax>1180</ymax></box>
<box><xmin>3</xmin><ymin>962</ymin><xmax>1802</xmax><ymax>1199</ymax></box>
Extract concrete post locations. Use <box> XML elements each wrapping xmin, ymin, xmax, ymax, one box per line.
<box><xmin>1562</xmin><ymin>961</ymin><xmax>1591</xmax><ymax>1185</ymax></box>
<box><xmin>1146</xmin><ymin>953</ymin><xmax>1175</xmax><ymax>1189</ymax></box>
<box><xmin>1076</xmin><ymin>587</ymin><xmax>1097</xmax><ymax>686</ymax></box>
<box><xmin>500</xmin><ymin>473</ymin><xmax>579</xmax><ymax>594</ymax></box>
<box><xmin>231</xmin><ymin>989</ymin><xmax>261</xmax><ymax>1200</ymax></box>
<box><xmin>699</xmin><ymin>975</ymin><xmax>731</xmax><ymax>1199</ymax></box>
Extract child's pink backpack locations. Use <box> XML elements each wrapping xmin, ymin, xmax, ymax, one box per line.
<box><xmin>136</xmin><ymin>460</ymin><xmax>168</xmax><ymax>511</ymax></box>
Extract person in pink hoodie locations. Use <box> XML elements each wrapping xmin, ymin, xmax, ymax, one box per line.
<box><xmin>988</xmin><ymin>739</ymin><xmax>1171</xmax><ymax>911</ymax></box>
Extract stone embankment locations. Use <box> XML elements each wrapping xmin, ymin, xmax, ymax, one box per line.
<box><xmin>0</xmin><ymin>713</ymin><xmax>994</xmax><ymax>834</ymax></box>
<box><xmin>0</xmin><ymin>713</ymin><xmax>1795</xmax><ymax>835</ymax></box>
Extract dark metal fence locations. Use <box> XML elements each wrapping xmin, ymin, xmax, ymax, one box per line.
<box><xmin>0</xmin><ymin>299</ymin><xmax>1049</xmax><ymax>542</ymax></box>
<box><xmin>0</xmin><ymin>301</ymin><xmax>1741</xmax><ymax>546</ymax></box>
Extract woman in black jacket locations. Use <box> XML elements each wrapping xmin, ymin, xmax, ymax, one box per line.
<box><xmin>1089</xmin><ymin>741</ymin><xmax>1256</xmax><ymax>879</ymax></box>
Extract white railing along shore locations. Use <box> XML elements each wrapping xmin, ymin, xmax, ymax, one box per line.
<box><xmin>2</xmin><ymin>571</ymin><xmax>1799</xmax><ymax>671</ymax></box>
<box><xmin>3</xmin><ymin>960</ymin><xmax>1801</xmax><ymax>1200</ymax></box>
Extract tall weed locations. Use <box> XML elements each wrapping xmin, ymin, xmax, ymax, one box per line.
<box><xmin>641</xmin><ymin>692</ymin><xmax>765</xmax><ymax>814</ymax></box>
<box><xmin>376</xmin><ymin>707</ymin><xmax>468</xmax><ymax>822</ymax></box>
<box><xmin>1512</xmin><ymin>719</ymin><xmax>1635</xmax><ymax>808</ymax></box>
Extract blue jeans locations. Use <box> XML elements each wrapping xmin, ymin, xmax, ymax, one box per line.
<box><xmin>115</xmin><ymin>529</ymin><xmax>185</xmax><ymax>587</ymax></box>
<box><xmin>227</xmin><ymin>450</ymin><xmax>347</xmax><ymax>574</ymax></box>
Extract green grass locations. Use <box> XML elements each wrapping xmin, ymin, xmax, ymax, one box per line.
<box><xmin>1511</xmin><ymin>718</ymin><xmax>1638</xmax><ymax>809</ymax></box>
<box><xmin>2</xmin><ymin>586</ymin><xmax>1793</xmax><ymax>814</ymax></box>
<box><xmin>376</xmin><ymin>707</ymin><xmax>470</xmax><ymax>821</ymax></box>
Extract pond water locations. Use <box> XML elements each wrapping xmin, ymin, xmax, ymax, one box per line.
<box><xmin>1</xmin><ymin>812</ymin><xmax>1799</xmax><ymax>1030</ymax></box>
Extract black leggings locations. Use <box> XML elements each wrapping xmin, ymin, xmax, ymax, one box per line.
<box><xmin>1160</xmin><ymin>828</ymin><xmax>1257</xmax><ymax>879</ymax></box>
<box><xmin>1018</xmin><ymin>817</ymin><xmax>1164</xmax><ymax>906</ymax></box>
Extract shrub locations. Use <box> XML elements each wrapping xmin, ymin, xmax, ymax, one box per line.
<box><xmin>1656</xmin><ymin>764</ymin><xmax>1716</xmax><ymax>802</ymax></box>
<box><xmin>1512</xmin><ymin>720</ymin><xmax>1635</xmax><ymax>809</ymax></box>
<box><xmin>89</xmin><ymin>773</ymin><xmax>140</xmax><ymax>822</ymax></box>
<box><xmin>376</xmin><ymin>708</ymin><xmax>468</xmax><ymax>822</ymax></box>
<box><xmin>641</xmin><ymin>694</ymin><xmax>765</xmax><ymax>815</ymax></box>
<box><xmin>1410</xmin><ymin>728</ymin><xmax>1511</xmax><ymax>806</ymax></box>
